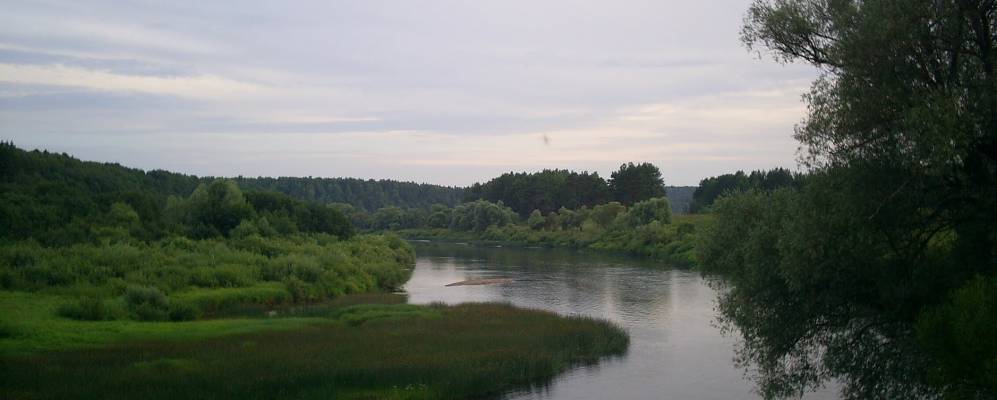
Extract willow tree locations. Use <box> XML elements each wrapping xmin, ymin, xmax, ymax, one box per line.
<box><xmin>701</xmin><ymin>1</ymin><xmax>996</xmax><ymax>399</ymax></box>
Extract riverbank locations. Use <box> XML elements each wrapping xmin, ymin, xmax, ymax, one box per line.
<box><xmin>394</xmin><ymin>214</ymin><xmax>711</xmax><ymax>267</ymax></box>
<box><xmin>1</xmin><ymin>234</ymin><xmax>630</xmax><ymax>399</ymax></box>
<box><xmin>1</xmin><ymin>292</ymin><xmax>628</xmax><ymax>399</ymax></box>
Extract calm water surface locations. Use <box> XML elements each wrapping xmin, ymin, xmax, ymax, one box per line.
<box><xmin>404</xmin><ymin>241</ymin><xmax>839</xmax><ymax>400</ymax></box>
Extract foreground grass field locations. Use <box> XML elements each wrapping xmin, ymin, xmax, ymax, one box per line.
<box><xmin>1</xmin><ymin>293</ymin><xmax>628</xmax><ymax>400</ymax></box>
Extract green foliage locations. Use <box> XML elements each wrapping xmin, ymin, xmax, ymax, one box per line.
<box><xmin>124</xmin><ymin>286</ymin><xmax>171</xmax><ymax>321</ymax></box>
<box><xmin>464</xmin><ymin>169</ymin><xmax>610</xmax><ymax>216</ymax></box>
<box><xmin>425</xmin><ymin>204</ymin><xmax>451</xmax><ymax>229</ymax></box>
<box><xmin>0</xmin><ymin>235</ymin><xmax>415</xmax><ymax>321</ymax></box>
<box><xmin>398</xmin><ymin>213</ymin><xmax>711</xmax><ymax>266</ymax></box>
<box><xmin>245</xmin><ymin>191</ymin><xmax>354</xmax><ymax>238</ymax></box>
<box><xmin>0</xmin><ymin>143</ymin><xmax>200</xmax><ymax>245</ymax></box>
<box><xmin>690</xmin><ymin>168</ymin><xmax>799</xmax><ymax>212</ymax></box>
<box><xmin>590</xmin><ymin>202</ymin><xmax>626</xmax><ymax>228</ymax></box>
<box><xmin>1</xmin><ymin>302</ymin><xmax>628</xmax><ymax>400</ymax></box>
<box><xmin>328</xmin><ymin>303</ymin><xmax>442</xmax><ymax>326</ymax></box>
<box><xmin>700</xmin><ymin>175</ymin><xmax>996</xmax><ymax>398</ymax></box>
<box><xmin>233</xmin><ymin>175</ymin><xmax>464</xmax><ymax>211</ymax></box>
<box><xmin>369</xmin><ymin>206</ymin><xmax>427</xmax><ymax>230</ymax></box>
<box><xmin>916</xmin><ymin>276</ymin><xmax>997</xmax><ymax>398</ymax></box>
<box><xmin>527</xmin><ymin>209</ymin><xmax>546</xmax><ymax>230</ymax></box>
<box><xmin>624</xmin><ymin>197</ymin><xmax>672</xmax><ymax>226</ymax></box>
<box><xmin>449</xmin><ymin>200</ymin><xmax>517</xmax><ymax>232</ymax></box>
<box><xmin>703</xmin><ymin>0</ymin><xmax>997</xmax><ymax>398</ymax></box>
<box><xmin>174</xmin><ymin>283</ymin><xmax>290</xmax><ymax>315</ymax></box>
<box><xmin>166</xmin><ymin>180</ymin><xmax>256</xmax><ymax>238</ymax></box>
<box><xmin>58</xmin><ymin>296</ymin><xmax>127</xmax><ymax>321</ymax></box>
<box><xmin>609</xmin><ymin>162</ymin><xmax>666</xmax><ymax>206</ymax></box>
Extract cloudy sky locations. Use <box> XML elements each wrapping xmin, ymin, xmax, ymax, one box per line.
<box><xmin>0</xmin><ymin>0</ymin><xmax>815</xmax><ymax>186</ymax></box>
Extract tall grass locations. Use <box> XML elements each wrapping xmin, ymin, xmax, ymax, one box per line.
<box><xmin>1</xmin><ymin>302</ymin><xmax>628</xmax><ymax>400</ymax></box>
<box><xmin>0</xmin><ymin>234</ymin><xmax>415</xmax><ymax>320</ymax></box>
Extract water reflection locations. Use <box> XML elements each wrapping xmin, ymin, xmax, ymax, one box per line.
<box><xmin>404</xmin><ymin>242</ymin><xmax>839</xmax><ymax>400</ymax></box>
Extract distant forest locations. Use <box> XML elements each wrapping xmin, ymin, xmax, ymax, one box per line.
<box><xmin>0</xmin><ymin>143</ymin><xmax>355</xmax><ymax>245</ymax></box>
<box><xmin>1</xmin><ymin>143</ymin><xmax>769</xmax><ymax>238</ymax></box>
<box><xmin>464</xmin><ymin>162</ymin><xmax>679</xmax><ymax>216</ymax></box>
<box><xmin>0</xmin><ymin>144</ymin><xmax>463</xmax><ymax>211</ymax></box>
<box><xmin>233</xmin><ymin>176</ymin><xmax>464</xmax><ymax>211</ymax></box>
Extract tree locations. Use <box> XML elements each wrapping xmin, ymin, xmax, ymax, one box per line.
<box><xmin>589</xmin><ymin>202</ymin><xmax>626</xmax><ymax>228</ymax></box>
<box><xmin>464</xmin><ymin>169</ymin><xmax>610</xmax><ymax>216</ymax></box>
<box><xmin>700</xmin><ymin>1</ymin><xmax>997</xmax><ymax>398</ymax></box>
<box><xmin>175</xmin><ymin>180</ymin><xmax>256</xmax><ymax>238</ymax></box>
<box><xmin>625</xmin><ymin>197</ymin><xmax>672</xmax><ymax>227</ymax></box>
<box><xmin>371</xmin><ymin>207</ymin><xmax>404</xmax><ymax>230</ymax></box>
<box><xmin>608</xmin><ymin>162</ymin><xmax>666</xmax><ymax>206</ymax></box>
<box><xmin>426</xmin><ymin>204</ymin><xmax>452</xmax><ymax>229</ymax></box>
<box><xmin>690</xmin><ymin>168</ymin><xmax>799</xmax><ymax>212</ymax></box>
<box><xmin>527</xmin><ymin>209</ymin><xmax>545</xmax><ymax>230</ymax></box>
<box><xmin>449</xmin><ymin>200</ymin><xmax>517</xmax><ymax>232</ymax></box>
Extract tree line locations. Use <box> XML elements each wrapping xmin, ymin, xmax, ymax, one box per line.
<box><xmin>0</xmin><ymin>143</ymin><xmax>352</xmax><ymax>245</ymax></box>
<box><xmin>233</xmin><ymin>176</ymin><xmax>464</xmax><ymax>211</ymax></box>
<box><xmin>689</xmin><ymin>168</ymin><xmax>801</xmax><ymax>212</ymax></box>
<box><xmin>464</xmin><ymin>162</ymin><xmax>667</xmax><ymax>216</ymax></box>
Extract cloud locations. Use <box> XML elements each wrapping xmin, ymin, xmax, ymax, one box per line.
<box><xmin>0</xmin><ymin>64</ymin><xmax>272</xmax><ymax>100</ymax></box>
<box><xmin>0</xmin><ymin>0</ymin><xmax>817</xmax><ymax>185</ymax></box>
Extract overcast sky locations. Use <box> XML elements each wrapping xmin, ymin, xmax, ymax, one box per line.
<box><xmin>0</xmin><ymin>0</ymin><xmax>815</xmax><ymax>186</ymax></box>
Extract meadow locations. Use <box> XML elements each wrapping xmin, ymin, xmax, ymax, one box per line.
<box><xmin>1</xmin><ymin>294</ymin><xmax>628</xmax><ymax>399</ymax></box>
<box><xmin>0</xmin><ymin>205</ymin><xmax>630</xmax><ymax>398</ymax></box>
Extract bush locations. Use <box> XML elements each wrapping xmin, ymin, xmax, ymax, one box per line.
<box><xmin>284</xmin><ymin>277</ymin><xmax>311</xmax><ymax>303</ymax></box>
<box><xmin>58</xmin><ymin>296</ymin><xmax>126</xmax><ymax>321</ymax></box>
<box><xmin>125</xmin><ymin>286</ymin><xmax>171</xmax><ymax>321</ymax></box>
<box><xmin>168</xmin><ymin>301</ymin><xmax>199</xmax><ymax>321</ymax></box>
<box><xmin>625</xmin><ymin>197</ymin><xmax>672</xmax><ymax>226</ymax></box>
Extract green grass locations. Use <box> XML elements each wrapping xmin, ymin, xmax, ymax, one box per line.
<box><xmin>1</xmin><ymin>294</ymin><xmax>629</xmax><ymax>400</ymax></box>
<box><xmin>0</xmin><ymin>291</ymin><xmax>324</xmax><ymax>356</ymax></box>
<box><xmin>173</xmin><ymin>282</ymin><xmax>292</xmax><ymax>315</ymax></box>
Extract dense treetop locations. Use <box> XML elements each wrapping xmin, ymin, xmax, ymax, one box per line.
<box><xmin>690</xmin><ymin>168</ymin><xmax>799</xmax><ymax>212</ymax></box>
<box><xmin>463</xmin><ymin>169</ymin><xmax>611</xmax><ymax>216</ymax></box>
<box><xmin>234</xmin><ymin>176</ymin><xmax>464</xmax><ymax>211</ymax></box>
<box><xmin>608</xmin><ymin>162</ymin><xmax>666</xmax><ymax>206</ymax></box>
<box><xmin>0</xmin><ymin>143</ymin><xmax>352</xmax><ymax>244</ymax></box>
<box><xmin>464</xmin><ymin>164</ymin><xmax>674</xmax><ymax>216</ymax></box>
<box><xmin>699</xmin><ymin>1</ymin><xmax>997</xmax><ymax>398</ymax></box>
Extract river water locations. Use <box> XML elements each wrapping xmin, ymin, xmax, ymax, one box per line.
<box><xmin>403</xmin><ymin>241</ymin><xmax>839</xmax><ymax>400</ymax></box>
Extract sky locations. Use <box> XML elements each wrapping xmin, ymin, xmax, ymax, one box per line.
<box><xmin>0</xmin><ymin>0</ymin><xmax>816</xmax><ymax>187</ymax></box>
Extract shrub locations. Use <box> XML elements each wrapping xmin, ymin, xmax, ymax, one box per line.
<box><xmin>168</xmin><ymin>301</ymin><xmax>199</xmax><ymax>321</ymax></box>
<box><xmin>284</xmin><ymin>277</ymin><xmax>311</xmax><ymax>303</ymax></box>
<box><xmin>58</xmin><ymin>296</ymin><xmax>126</xmax><ymax>321</ymax></box>
<box><xmin>125</xmin><ymin>286</ymin><xmax>171</xmax><ymax>321</ymax></box>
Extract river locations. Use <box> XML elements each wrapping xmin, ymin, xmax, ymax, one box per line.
<box><xmin>403</xmin><ymin>241</ymin><xmax>839</xmax><ymax>400</ymax></box>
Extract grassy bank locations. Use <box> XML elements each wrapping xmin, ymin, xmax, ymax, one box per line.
<box><xmin>397</xmin><ymin>214</ymin><xmax>712</xmax><ymax>267</ymax></box>
<box><xmin>0</xmin><ymin>234</ymin><xmax>415</xmax><ymax>322</ymax></box>
<box><xmin>1</xmin><ymin>293</ymin><xmax>628</xmax><ymax>399</ymax></box>
<box><xmin>1</xmin><ymin>233</ymin><xmax>630</xmax><ymax>399</ymax></box>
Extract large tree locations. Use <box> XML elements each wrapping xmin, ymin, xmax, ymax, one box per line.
<box><xmin>608</xmin><ymin>162</ymin><xmax>666</xmax><ymax>205</ymax></box>
<box><xmin>701</xmin><ymin>1</ymin><xmax>997</xmax><ymax>399</ymax></box>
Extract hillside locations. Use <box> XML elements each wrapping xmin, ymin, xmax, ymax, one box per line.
<box><xmin>664</xmin><ymin>186</ymin><xmax>695</xmax><ymax>214</ymax></box>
